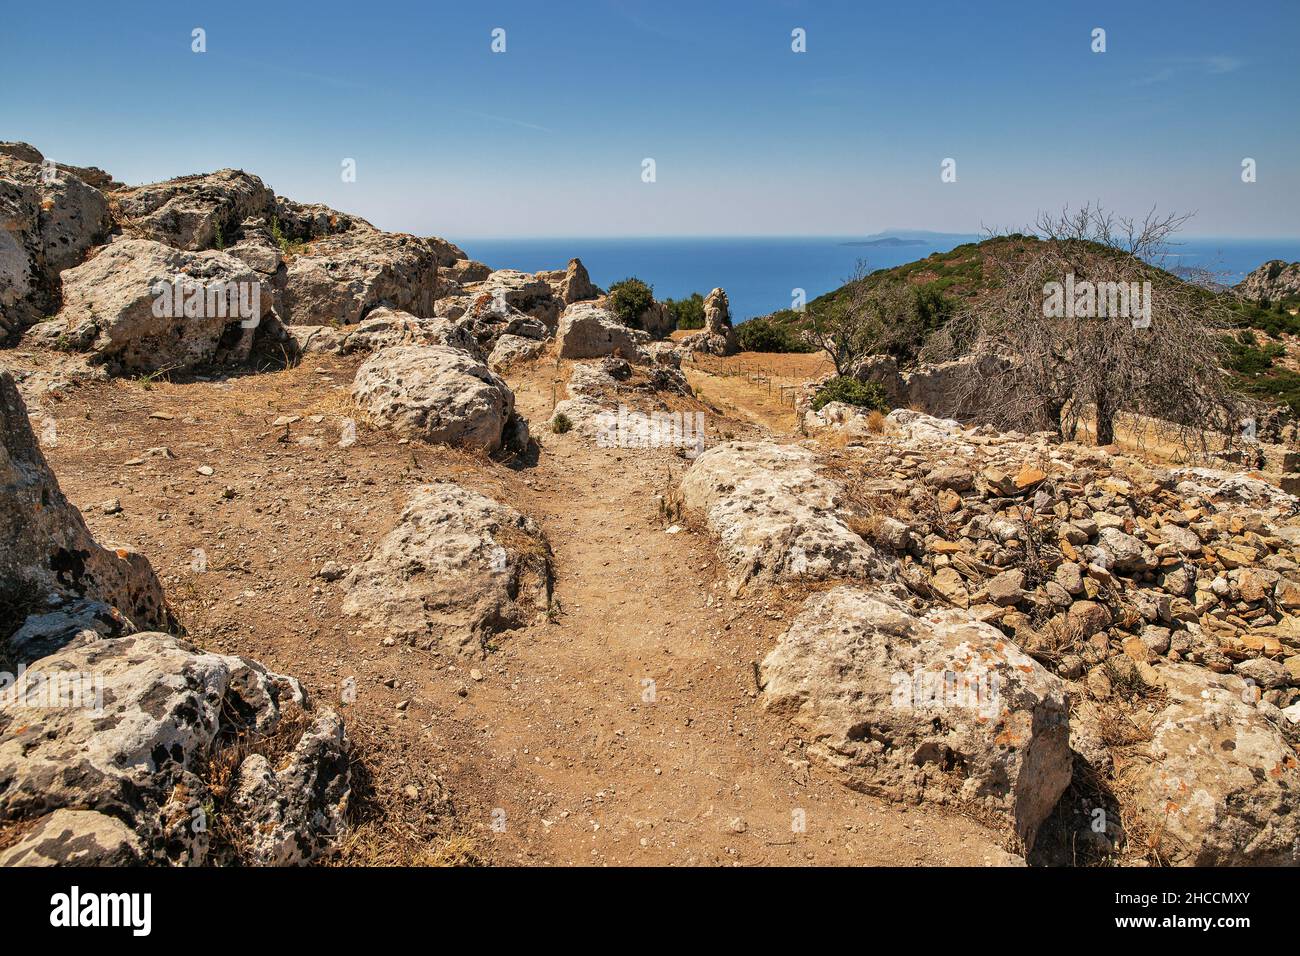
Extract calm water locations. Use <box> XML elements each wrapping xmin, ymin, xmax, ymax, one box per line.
<box><xmin>458</xmin><ymin>236</ymin><xmax>1300</xmax><ymax>324</ymax></box>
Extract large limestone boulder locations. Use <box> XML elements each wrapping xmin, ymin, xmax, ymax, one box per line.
<box><xmin>425</xmin><ymin>235</ymin><xmax>468</xmax><ymax>267</ymax></box>
<box><xmin>679</xmin><ymin>287</ymin><xmax>737</xmax><ymax>356</ymax></box>
<box><xmin>279</xmin><ymin>229</ymin><xmax>437</xmax><ymax>326</ymax></box>
<box><xmin>535</xmin><ymin>258</ymin><xmax>600</xmax><ymax>305</ymax></box>
<box><xmin>342</xmin><ymin>482</ymin><xmax>552</xmax><ymax>654</ymax></box>
<box><xmin>114</xmin><ymin>169</ymin><xmax>275</xmax><ymax>251</ymax></box>
<box><xmin>0</xmin><ymin>151</ymin><xmax>112</xmax><ymax>277</ymax></box>
<box><xmin>1122</xmin><ymin>663</ymin><xmax>1300</xmax><ymax>865</ymax></box>
<box><xmin>442</xmin><ymin>257</ymin><xmax>491</xmax><ymax>286</ymax></box>
<box><xmin>0</xmin><ymin>631</ymin><xmax>350</xmax><ymax>866</ymax></box>
<box><xmin>457</xmin><ymin>293</ymin><xmax>549</xmax><ymax>353</ymax></box>
<box><xmin>488</xmin><ymin>333</ymin><xmax>546</xmax><ymax>370</ymax></box>
<box><xmin>0</xmin><ymin>369</ymin><xmax>169</xmax><ymax>632</ymax></box>
<box><xmin>761</xmin><ymin>586</ymin><xmax>1072</xmax><ymax>851</ymax></box>
<box><xmin>556</xmin><ymin>301</ymin><xmax>649</xmax><ymax>360</ymax></box>
<box><xmin>0</xmin><ymin>808</ymin><xmax>144</xmax><ymax>866</ymax></box>
<box><xmin>339</xmin><ymin>306</ymin><xmax>481</xmax><ymax>358</ymax></box>
<box><xmin>351</xmin><ymin>344</ymin><xmax>518</xmax><ymax>453</ymax></box>
<box><xmin>467</xmin><ymin>269</ymin><xmax>560</xmax><ymax>328</ymax></box>
<box><xmin>0</xmin><ymin>146</ymin><xmax>113</xmax><ymax>337</ymax></box>
<box><xmin>679</xmin><ymin>441</ymin><xmax>890</xmax><ymax>590</ymax></box>
<box><xmin>0</xmin><ymin>181</ymin><xmax>37</xmax><ymax>337</ymax></box>
<box><xmin>273</xmin><ymin>197</ymin><xmax>370</xmax><ymax>240</ymax></box>
<box><xmin>24</xmin><ymin>238</ymin><xmax>272</xmax><ymax>374</ymax></box>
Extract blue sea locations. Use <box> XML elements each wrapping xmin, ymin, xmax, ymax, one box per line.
<box><xmin>458</xmin><ymin>235</ymin><xmax>1300</xmax><ymax>323</ymax></box>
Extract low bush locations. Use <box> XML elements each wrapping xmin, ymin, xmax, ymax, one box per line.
<box><xmin>811</xmin><ymin>376</ymin><xmax>889</xmax><ymax>413</ymax></box>
<box><xmin>736</xmin><ymin>317</ymin><xmax>813</xmax><ymax>353</ymax></box>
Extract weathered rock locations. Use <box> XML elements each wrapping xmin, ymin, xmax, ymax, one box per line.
<box><xmin>761</xmin><ymin>586</ymin><xmax>1072</xmax><ymax>851</ymax></box>
<box><xmin>679</xmin><ymin>288</ymin><xmax>737</xmax><ymax>356</ymax></box>
<box><xmin>340</xmin><ymin>306</ymin><xmax>480</xmax><ymax>358</ymax></box>
<box><xmin>1096</xmin><ymin>527</ymin><xmax>1157</xmax><ymax>573</ymax></box>
<box><xmin>230</xmin><ymin>709</ymin><xmax>351</xmax><ymax>865</ymax></box>
<box><xmin>425</xmin><ymin>235</ymin><xmax>468</xmax><ymax>267</ymax></box>
<box><xmin>555</xmin><ymin>301</ymin><xmax>649</xmax><ymax>360</ymax></box>
<box><xmin>25</xmin><ymin>238</ymin><xmax>271</xmax><ymax>374</ymax></box>
<box><xmin>986</xmin><ymin>569</ymin><xmax>1027</xmax><ymax>606</ymax></box>
<box><xmin>457</xmin><ymin>293</ymin><xmax>549</xmax><ymax>353</ymax></box>
<box><xmin>0</xmin><ymin>369</ymin><xmax>169</xmax><ymax>631</ymax></box>
<box><xmin>467</xmin><ymin>269</ymin><xmax>560</xmax><ymax>328</ymax></box>
<box><xmin>341</xmin><ymin>482</ymin><xmax>552</xmax><ymax>654</ymax></box>
<box><xmin>443</xmin><ymin>258</ymin><xmax>491</xmax><ymax>285</ymax></box>
<box><xmin>535</xmin><ymin>257</ymin><xmax>600</xmax><ymax>305</ymax></box>
<box><xmin>0</xmin><ymin>631</ymin><xmax>349</xmax><ymax>866</ymax></box>
<box><xmin>488</xmin><ymin>333</ymin><xmax>546</xmax><ymax>370</ymax></box>
<box><xmin>351</xmin><ymin>344</ymin><xmax>518</xmax><ymax>453</ymax></box>
<box><xmin>114</xmin><ymin>169</ymin><xmax>275</xmax><ymax>251</ymax></box>
<box><xmin>280</xmin><ymin>230</ymin><xmax>437</xmax><ymax>326</ymax></box>
<box><xmin>0</xmin><ymin>148</ymin><xmax>113</xmax><ymax>336</ymax></box>
<box><xmin>273</xmin><ymin>197</ymin><xmax>369</xmax><ymax>240</ymax></box>
<box><xmin>886</xmin><ymin>408</ymin><xmax>965</xmax><ymax>442</ymax></box>
<box><xmin>1237</xmin><ymin>260</ymin><xmax>1300</xmax><ymax>303</ymax></box>
<box><xmin>1124</xmin><ymin>663</ymin><xmax>1300</xmax><ymax>865</ymax></box>
<box><xmin>0</xmin><ymin>808</ymin><xmax>144</xmax><ymax>866</ymax></box>
<box><xmin>679</xmin><ymin>441</ymin><xmax>890</xmax><ymax>590</ymax></box>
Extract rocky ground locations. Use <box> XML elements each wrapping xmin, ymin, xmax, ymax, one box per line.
<box><xmin>3</xmin><ymin>140</ymin><xmax>1298</xmax><ymax>867</ymax></box>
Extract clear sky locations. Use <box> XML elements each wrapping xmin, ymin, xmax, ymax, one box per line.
<box><xmin>3</xmin><ymin>0</ymin><xmax>1297</xmax><ymax>238</ymax></box>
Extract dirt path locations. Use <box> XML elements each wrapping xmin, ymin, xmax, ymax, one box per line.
<box><xmin>26</xmin><ymin>351</ymin><xmax>1013</xmax><ymax>866</ymax></box>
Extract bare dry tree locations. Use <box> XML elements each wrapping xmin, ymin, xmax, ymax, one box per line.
<box><xmin>806</xmin><ymin>260</ymin><xmax>933</xmax><ymax>376</ymax></box>
<box><xmin>932</xmin><ymin>204</ymin><xmax>1246</xmax><ymax>450</ymax></box>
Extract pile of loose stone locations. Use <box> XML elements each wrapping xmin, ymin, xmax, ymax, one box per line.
<box><xmin>687</xmin><ymin>404</ymin><xmax>1300</xmax><ymax>864</ymax></box>
<box><xmin>812</xmin><ymin>404</ymin><xmax>1300</xmax><ymax>717</ymax></box>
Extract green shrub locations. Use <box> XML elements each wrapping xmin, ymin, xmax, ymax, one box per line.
<box><xmin>736</xmin><ymin>317</ymin><xmax>813</xmax><ymax>353</ymax></box>
<box><xmin>550</xmin><ymin>412</ymin><xmax>573</xmax><ymax>434</ymax></box>
<box><xmin>607</xmin><ymin>277</ymin><xmax>655</xmax><ymax>328</ymax></box>
<box><xmin>811</xmin><ymin>376</ymin><xmax>889</xmax><ymax>413</ymax></box>
<box><xmin>665</xmin><ymin>292</ymin><xmax>705</xmax><ymax>330</ymax></box>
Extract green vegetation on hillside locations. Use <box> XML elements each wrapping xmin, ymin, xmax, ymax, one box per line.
<box><xmin>664</xmin><ymin>292</ymin><xmax>705</xmax><ymax>329</ymax></box>
<box><xmin>1224</xmin><ymin>329</ymin><xmax>1300</xmax><ymax>413</ymax></box>
<box><xmin>810</xmin><ymin>376</ymin><xmax>888</xmax><ymax>413</ymax></box>
<box><xmin>607</xmin><ymin>277</ymin><xmax>655</xmax><ymax>328</ymax></box>
<box><xmin>736</xmin><ymin>316</ymin><xmax>813</xmax><ymax>353</ymax></box>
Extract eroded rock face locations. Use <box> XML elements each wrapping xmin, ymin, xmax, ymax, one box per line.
<box><xmin>342</xmin><ymin>482</ymin><xmax>552</xmax><ymax>654</ymax></box>
<box><xmin>280</xmin><ymin>230</ymin><xmax>437</xmax><ymax>326</ymax></box>
<box><xmin>1237</xmin><ymin>260</ymin><xmax>1300</xmax><ymax>303</ymax></box>
<box><xmin>488</xmin><ymin>333</ymin><xmax>546</xmax><ymax>370</ymax></box>
<box><xmin>536</xmin><ymin>257</ymin><xmax>600</xmax><ymax>305</ymax></box>
<box><xmin>679</xmin><ymin>287</ymin><xmax>737</xmax><ymax>356</ymax></box>
<box><xmin>273</xmin><ymin>197</ymin><xmax>369</xmax><ymax>240</ymax></box>
<box><xmin>679</xmin><ymin>441</ymin><xmax>890</xmax><ymax>590</ymax></box>
<box><xmin>0</xmin><ymin>809</ymin><xmax>143</xmax><ymax>866</ymax></box>
<box><xmin>466</xmin><ymin>269</ymin><xmax>560</xmax><ymax>328</ymax></box>
<box><xmin>339</xmin><ymin>306</ymin><xmax>481</xmax><ymax>359</ymax></box>
<box><xmin>1122</xmin><ymin>663</ymin><xmax>1300</xmax><ymax>865</ymax></box>
<box><xmin>351</xmin><ymin>344</ymin><xmax>518</xmax><ymax>453</ymax></box>
<box><xmin>855</xmin><ymin>353</ymin><xmax>1013</xmax><ymax>421</ymax></box>
<box><xmin>0</xmin><ymin>146</ymin><xmax>113</xmax><ymax>337</ymax></box>
<box><xmin>0</xmin><ymin>369</ymin><xmax>169</xmax><ymax>631</ymax></box>
<box><xmin>230</xmin><ymin>709</ymin><xmax>351</xmax><ymax>865</ymax></box>
<box><xmin>0</xmin><ymin>631</ymin><xmax>349</xmax><ymax>866</ymax></box>
<box><xmin>24</xmin><ymin>238</ymin><xmax>272</xmax><ymax>374</ymax></box>
<box><xmin>457</xmin><ymin>293</ymin><xmax>549</xmax><ymax>354</ymax></box>
<box><xmin>761</xmin><ymin>586</ymin><xmax>1072</xmax><ymax>851</ymax></box>
<box><xmin>114</xmin><ymin>169</ymin><xmax>276</xmax><ymax>251</ymax></box>
<box><xmin>556</xmin><ymin>301</ymin><xmax>649</xmax><ymax>361</ymax></box>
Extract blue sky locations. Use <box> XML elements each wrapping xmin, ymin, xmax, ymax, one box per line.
<box><xmin>3</xmin><ymin>0</ymin><xmax>1297</xmax><ymax>238</ymax></box>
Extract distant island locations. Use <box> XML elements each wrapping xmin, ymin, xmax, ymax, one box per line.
<box><xmin>839</xmin><ymin>237</ymin><xmax>930</xmax><ymax>248</ymax></box>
